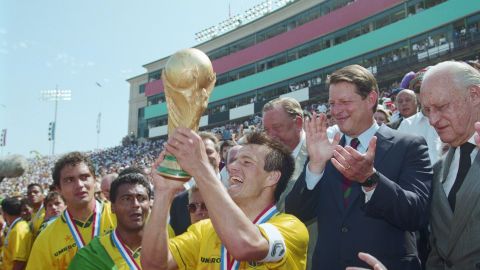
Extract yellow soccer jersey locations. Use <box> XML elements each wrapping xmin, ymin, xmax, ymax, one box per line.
<box><xmin>169</xmin><ymin>213</ymin><xmax>308</xmax><ymax>270</ymax></box>
<box><xmin>168</xmin><ymin>223</ymin><xmax>175</xmax><ymax>238</ymax></box>
<box><xmin>69</xmin><ymin>225</ymin><xmax>175</xmax><ymax>270</ymax></box>
<box><xmin>31</xmin><ymin>206</ymin><xmax>46</xmax><ymax>237</ymax></box>
<box><xmin>26</xmin><ymin>201</ymin><xmax>117</xmax><ymax>270</ymax></box>
<box><xmin>101</xmin><ymin>232</ymin><xmax>142</xmax><ymax>269</ymax></box>
<box><xmin>100</xmin><ymin>225</ymin><xmax>175</xmax><ymax>269</ymax></box>
<box><xmin>3</xmin><ymin>220</ymin><xmax>33</xmax><ymax>270</ymax></box>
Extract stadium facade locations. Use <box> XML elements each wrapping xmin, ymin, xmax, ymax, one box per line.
<box><xmin>127</xmin><ymin>0</ymin><xmax>480</xmax><ymax>140</ymax></box>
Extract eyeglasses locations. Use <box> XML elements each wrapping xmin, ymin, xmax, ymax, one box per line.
<box><xmin>187</xmin><ymin>202</ymin><xmax>207</xmax><ymax>213</ymax></box>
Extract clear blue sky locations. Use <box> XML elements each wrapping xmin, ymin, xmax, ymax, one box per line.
<box><xmin>0</xmin><ymin>0</ymin><xmax>264</xmax><ymax>157</ymax></box>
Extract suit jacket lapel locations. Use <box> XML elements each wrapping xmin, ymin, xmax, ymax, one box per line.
<box><xmin>437</xmin><ymin>148</ymin><xmax>455</xmax><ymax>214</ymax></box>
<box><xmin>429</xmin><ymin>149</ymin><xmax>454</xmax><ymax>258</ymax></box>
<box><xmin>446</xmin><ymin>151</ymin><xmax>480</xmax><ymax>255</ymax></box>
<box><xmin>372</xmin><ymin>126</ymin><xmax>394</xmax><ymax>166</ymax></box>
<box><xmin>293</xmin><ymin>140</ymin><xmax>309</xmax><ymax>181</ymax></box>
<box><xmin>442</xmin><ymin>148</ymin><xmax>455</xmax><ymax>185</ymax></box>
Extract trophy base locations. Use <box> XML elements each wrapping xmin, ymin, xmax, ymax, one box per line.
<box><xmin>156</xmin><ymin>154</ymin><xmax>191</xmax><ymax>182</ymax></box>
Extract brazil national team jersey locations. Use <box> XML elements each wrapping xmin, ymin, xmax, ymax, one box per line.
<box><xmin>31</xmin><ymin>206</ymin><xmax>45</xmax><ymax>237</ymax></box>
<box><xmin>68</xmin><ymin>225</ymin><xmax>176</xmax><ymax>270</ymax></box>
<box><xmin>169</xmin><ymin>213</ymin><xmax>308</xmax><ymax>270</ymax></box>
<box><xmin>68</xmin><ymin>231</ymin><xmax>141</xmax><ymax>270</ymax></box>
<box><xmin>2</xmin><ymin>218</ymin><xmax>33</xmax><ymax>270</ymax></box>
<box><xmin>26</xmin><ymin>201</ymin><xmax>116</xmax><ymax>270</ymax></box>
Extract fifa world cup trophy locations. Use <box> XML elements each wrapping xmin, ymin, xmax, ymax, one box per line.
<box><xmin>157</xmin><ymin>48</ymin><xmax>216</xmax><ymax>181</ymax></box>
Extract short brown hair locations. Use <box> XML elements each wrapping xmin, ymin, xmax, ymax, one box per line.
<box><xmin>52</xmin><ymin>152</ymin><xmax>96</xmax><ymax>187</ymax></box>
<box><xmin>245</xmin><ymin>132</ymin><xmax>294</xmax><ymax>202</ymax></box>
<box><xmin>328</xmin><ymin>65</ymin><xmax>378</xmax><ymax>113</ymax></box>
<box><xmin>44</xmin><ymin>191</ymin><xmax>65</xmax><ymax>208</ymax></box>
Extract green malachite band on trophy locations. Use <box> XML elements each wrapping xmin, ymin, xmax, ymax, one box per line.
<box><xmin>157</xmin><ymin>154</ymin><xmax>191</xmax><ymax>181</ymax></box>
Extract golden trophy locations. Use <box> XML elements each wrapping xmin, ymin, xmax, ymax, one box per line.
<box><xmin>157</xmin><ymin>48</ymin><xmax>216</xmax><ymax>181</ymax></box>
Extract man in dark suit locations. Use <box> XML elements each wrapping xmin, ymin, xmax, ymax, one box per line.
<box><xmin>420</xmin><ymin>61</ymin><xmax>480</xmax><ymax>270</ymax></box>
<box><xmin>286</xmin><ymin>64</ymin><xmax>432</xmax><ymax>270</ymax></box>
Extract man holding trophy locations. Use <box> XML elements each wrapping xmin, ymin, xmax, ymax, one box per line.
<box><xmin>141</xmin><ymin>48</ymin><xmax>309</xmax><ymax>270</ymax></box>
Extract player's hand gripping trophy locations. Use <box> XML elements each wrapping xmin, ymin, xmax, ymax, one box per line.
<box><xmin>156</xmin><ymin>48</ymin><xmax>216</xmax><ymax>181</ymax></box>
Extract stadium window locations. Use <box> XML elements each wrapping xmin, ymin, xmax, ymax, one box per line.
<box><xmin>308</xmin><ymin>42</ymin><xmax>322</xmax><ymax>55</ymax></box>
<box><xmin>138</xmin><ymin>121</ymin><xmax>148</xmax><ymax>138</ymax></box>
<box><xmin>147</xmin><ymin>94</ymin><xmax>165</xmax><ymax>105</ymax></box>
<box><xmin>238</xmin><ymin>65</ymin><xmax>256</xmax><ymax>79</ymax></box>
<box><xmin>148</xmin><ymin>70</ymin><xmax>161</xmax><ymax>81</ymax></box>
<box><xmin>334</xmin><ymin>33</ymin><xmax>348</xmax><ymax>45</ymax></box>
<box><xmin>298</xmin><ymin>44</ymin><xmax>311</xmax><ymax>58</ymax></box>
<box><xmin>424</xmin><ymin>0</ymin><xmax>446</xmax><ymax>9</ymax></box>
<box><xmin>233</xmin><ymin>36</ymin><xmax>255</xmax><ymax>53</ymax></box>
<box><xmin>265</xmin><ymin>24</ymin><xmax>287</xmax><ymax>40</ymax></box>
<box><xmin>466</xmin><ymin>13</ymin><xmax>480</xmax><ymax>33</ymax></box>
<box><xmin>390</xmin><ymin>9</ymin><xmax>405</xmax><ymax>23</ymax></box>
<box><xmin>209</xmin><ymin>47</ymin><xmax>230</xmax><ymax>61</ymax></box>
<box><xmin>216</xmin><ymin>74</ymin><xmax>229</xmax><ymax>85</ymax></box>
<box><xmin>256</xmin><ymin>31</ymin><xmax>267</xmax><ymax>43</ymax></box>
<box><xmin>348</xmin><ymin>26</ymin><xmax>363</xmax><ymax>39</ymax></box>
<box><xmin>322</xmin><ymin>39</ymin><xmax>332</xmax><ymax>49</ymax></box>
<box><xmin>287</xmin><ymin>50</ymin><xmax>298</xmax><ymax>62</ymax></box>
<box><xmin>266</xmin><ymin>54</ymin><xmax>287</xmax><ymax>69</ymax></box>
<box><xmin>375</xmin><ymin>16</ymin><xmax>390</xmax><ymax>29</ymax></box>
<box><xmin>138</xmin><ymin>107</ymin><xmax>145</xmax><ymax>120</ymax></box>
<box><xmin>228</xmin><ymin>71</ymin><xmax>238</xmax><ymax>82</ymax></box>
<box><xmin>287</xmin><ymin>20</ymin><xmax>296</xmax><ymax>31</ymax></box>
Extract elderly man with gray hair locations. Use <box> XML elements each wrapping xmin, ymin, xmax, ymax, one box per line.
<box><xmin>389</xmin><ymin>89</ymin><xmax>418</xmax><ymax>129</ymax></box>
<box><xmin>262</xmin><ymin>96</ymin><xmax>317</xmax><ymax>270</ymax></box>
<box><xmin>420</xmin><ymin>60</ymin><xmax>480</xmax><ymax>270</ymax></box>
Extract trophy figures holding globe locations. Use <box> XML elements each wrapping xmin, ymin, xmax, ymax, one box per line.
<box><xmin>156</xmin><ymin>48</ymin><xmax>216</xmax><ymax>181</ymax></box>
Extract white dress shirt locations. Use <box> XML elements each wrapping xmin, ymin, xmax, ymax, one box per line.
<box><xmin>305</xmin><ymin>122</ymin><xmax>379</xmax><ymax>202</ymax></box>
<box><xmin>292</xmin><ymin>130</ymin><xmax>306</xmax><ymax>159</ymax></box>
<box><xmin>442</xmin><ymin>135</ymin><xmax>478</xmax><ymax>196</ymax></box>
<box><xmin>398</xmin><ymin>111</ymin><xmax>443</xmax><ymax>165</ymax></box>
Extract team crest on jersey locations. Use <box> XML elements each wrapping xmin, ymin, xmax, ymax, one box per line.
<box><xmin>272</xmin><ymin>240</ymin><xmax>285</xmax><ymax>257</ymax></box>
<box><xmin>248</xmin><ymin>261</ymin><xmax>263</xmax><ymax>267</ymax></box>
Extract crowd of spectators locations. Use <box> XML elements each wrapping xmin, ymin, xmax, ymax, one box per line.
<box><xmin>0</xmin><ymin>113</ymin><xmax>265</xmax><ymax>199</ymax></box>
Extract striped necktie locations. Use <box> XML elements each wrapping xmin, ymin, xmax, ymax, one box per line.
<box><xmin>342</xmin><ymin>138</ymin><xmax>360</xmax><ymax>208</ymax></box>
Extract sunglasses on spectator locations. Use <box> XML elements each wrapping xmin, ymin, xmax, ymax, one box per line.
<box><xmin>188</xmin><ymin>202</ymin><xmax>208</xmax><ymax>213</ymax></box>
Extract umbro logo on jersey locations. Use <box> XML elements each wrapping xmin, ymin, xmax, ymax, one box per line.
<box><xmin>200</xmin><ymin>256</ymin><xmax>221</xmax><ymax>263</ymax></box>
<box><xmin>54</xmin><ymin>243</ymin><xmax>77</xmax><ymax>257</ymax></box>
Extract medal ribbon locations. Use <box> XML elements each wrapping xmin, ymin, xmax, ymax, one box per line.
<box><xmin>4</xmin><ymin>217</ymin><xmax>22</xmax><ymax>247</ymax></box>
<box><xmin>220</xmin><ymin>204</ymin><xmax>278</xmax><ymax>270</ymax></box>
<box><xmin>111</xmin><ymin>229</ymin><xmax>141</xmax><ymax>270</ymax></box>
<box><xmin>34</xmin><ymin>204</ymin><xmax>44</xmax><ymax>221</ymax></box>
<box><xmin>64</xmin><ymin>200</ymin><xmax>102</xmax><ymax>249</ymax></box>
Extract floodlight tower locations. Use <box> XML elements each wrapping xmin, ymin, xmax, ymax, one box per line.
<box><xmin>41</xmin><ymin>86</ymin><xmax>72</xmax><ymax>155</ymax></box>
